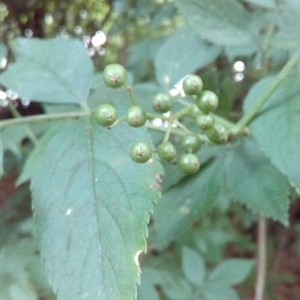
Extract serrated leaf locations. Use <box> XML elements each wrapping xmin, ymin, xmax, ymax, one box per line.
<box><xmin>175</xmin><ymin>0</ymin><xmax>255</xmax><ymax>46</ymax></box>
<box><xmin>202</xmin><ymin>283</ymin><xmax>240</xmax><ymax>300</ymax></box>
<box><xmin>0</xmin><ymin>38</ymin><xmax>93</xmax><ymax>103</ymax></box>
<box><xmin>155</xmin><ymin>26</ymin><xmax>221</xmax><ymax>88</ymax></box>
<box><xmin>26</xmin><ymin>117</ymin><xmax>162</xmax><ymax>300</ymax></box>
<box><xmin>223</xmin><ymin>139</ymin><xmax>290</xmax><ymax>225</ymax></box>
<box><xmin>154</xmin><ymin>158</ymin><xmax>222</xmax><ymax>249</ymax></box>
<box><xmin>182</xmin><ymin>247</ymin><xmax>206</xmax><ymax>286</ymax></box>
<box><xmin>244</xmin><ymin>75</ymin><xmax>300</xmax><ymax>193</ymax></box>
<box><xmin>208</xmin><ymin>259</ymin><xmax>254</xmax><ymax>285</ymax></box>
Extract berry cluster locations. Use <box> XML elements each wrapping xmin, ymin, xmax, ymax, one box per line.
<box><xmin>94</xmin><ymin>64</ymin><xmax>229</xmax><ymax>175</ymax></box>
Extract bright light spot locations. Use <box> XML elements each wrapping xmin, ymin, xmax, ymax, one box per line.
<box><xmin>0</xmin><ymin>57</ymin><xmax>7</xmax><ymax>69</ymax></box>
<box><xmin>44</xmin><ymin>13</ymin><xmax>53</xmax><ymax>25</ymax></box>
<box><xmin>25</xmin><ymin>29</ymin><xmax>33</xmax><ymax>38</ymax></box>
<box><xmin>57</xmin><ymin>30</ymin><xmax>69</xmax><ymax>39</ymax></box>
<box><xmin>91</xmin><ymin>31</ymin><xmax>107</xmax><ymax>47</ymax></box>
<box><xmin>163</xmin><ymin>121</ymin><xmax>169</xmax><ymax>128</ymax></box>
<box><xmin>74</xmin><ymin>26</ymin><xmax>82</xmax><ymax>35</ymax></box>
<box><xmin>152</xmin><ymin>118</ymin><xmax>163</xmax><ymax>127</ymax></box>
<box><xmin>163</xmin><ymin>111</ymin><xmax>170</xmax><ymax>118</ymax></box>
<box><xmin>87</xmin><ymin>48</ymin><xmax>95</xmax><ymax>57</ymax></box>
<box><xmin>66</xmin><ymin>208</ymin><xmax>73</xmax><ymax>216</ymax></box>
<box><xmin>169</xmin><ymin>88</ymin><xmax>179</xmax><ymax>96</ymax></box>
<box><xmin>172</xmin><ymin>123</ymin><xmax>178</xmax><ymax>128</ymax></box>
<box><xmin>0</xmin><ymin>90</ymin><xmax>6</xmax><ymax>100</ymax></box>
<box><xmin>0</xmin><ymin>99</ymin><xmax>8</xmax><ymax>107</ymax></box>
<box><xmin>233</xmin><ymin>61</ymin><xmax>245</xmax><ymax>72</ymax></box>
<box><xmin>21</xmin><ymin>99</ymin><xmax>30</xmax><ymax>106</ymax></box>
<box><xmin>134</xmin><ymin>250</ymin><xmax>142</xmax><ymax>271</ymax></box>
<box><xmin>234</xmin><ymin>73</ymin><xmax>244</xmax><ymax>82</ymax></box>
<box><xmin>97</xmin><ymin>48</ymin><xmax>106</xmax><ymax>56</ymax></box>
<box><xmin>83</xmin><ymin>35</ymin><xmax>91</xmax><ymax>47</ymax></box>
<box><xmin>164</xmin><ymin>75</ymin><xmax>170</xmax><ymax>85</ymax></box>
<box><xmin>6</xmin><ymin>90</ymin><xmax>18</xmax><ymax>100</ymax></box>
<box><xmin>79</xmin><ymin>10</ymin><xmax>87</xmax><ymax>19</ymax></box>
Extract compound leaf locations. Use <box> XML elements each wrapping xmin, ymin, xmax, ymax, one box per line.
<box><xmin>223</xmin><ymin>139</ymin><xmax>290</xmax><ymax>225</ymax></box>
<box><xmin>202</xmin><ymin>283</ymin><xmax>239</xmax><ymax>300</ymax></box>
<box><xmin>155</xmin><ymin>26</ymin><xmax>221</xmax><ymax>88</ymax></box>
<box><xmin>244</xmin><ymin>75</ymin><xmax>300</xmax><ymax>193</ymax></box>
<box><xmin>208</xmin><ymin>259</ymin><xmax>254</xmax><ymax>285</ymax></box>
<box><xmin>0</xmin><ymin>38</ymin><xmax>93</xmax><ymax>104</ymax></box>
<box><xmin>182</xmin><ymin>247</ymin><xmax>206</xmax><ymax>286</ymax></box>
<box><xmin>175</xmin><ymin>0</ymin><xmax>255</xmax><ymax>46</ymax></box>
<box><xmin>26</xmin><ymin>117</ymin><xmax>162</xmax><ymax>300</ymax></box>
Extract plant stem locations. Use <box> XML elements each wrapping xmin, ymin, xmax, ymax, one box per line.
<box><xmin>255</xmin><ymin>215</ymin><xmax>267</xmax><ymax>300</ymax></box>
<box><xmin>0</xmin><ymin>111</ymin><xmax>87</xmax><ymax>131</ymax></box>
<box><xmin>8</xmin><ymin>102</ymin><xmax>38</xmax><ymax>145</ymax></box>
<box><xmin>172</xmin><ymin>106</ymin><xmax>190</xmax><ymax>120</ymax></box>
<box><xmin>174</xmin><ymin>120</ymin><xmax>191</xmax><ymax>134</ymax></box>
<box><xmin>146</xmin><ymin>112</ymin><xmax>168</xmax><ymax>121</ymax></box>
<box><xmin>163</xmin><ymin>119</ymin><xmax>173</xmax><ymax>142</ymax></box>
<box><xmin>124</xmin><ymin>85</ymin><xmax>137</xmax><ymax>106</ymax></box>
<box><xmin>146</xmin><ymin>123</ymin><xmax>184</xmax><ymax>137</ymax></box>
<box><xmin>232</xmin><ymin>50</ymin><xmax>300</xmax><ymax>135</ymax></box>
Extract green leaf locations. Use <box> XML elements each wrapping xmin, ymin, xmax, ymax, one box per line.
<box><xmin>25</xmin><ymin>117</ymin><xmax>162</xmax><ymax>300</ymax></box>
<box><xmin>223</xmin><ymin>139</ymin><xmax>290</xmax><ymax>225</ymax></box>
<box><xmin>208</xmin><ymin>259</ymin><xmax>254</xmax><ymax>285</ymax></box>
<box><xmin>1</xmin><ymin>125</ymin><xmax>30</xmax><ymax>158</ymax></box>
<box><xmin>0</xmin><ymin>136</ymin><xmax>3</xmax><ymax>178</ymax></box>
<box><xmin>175</xmin><ymin>0</ymin><xmax>255</xmax><ymax>46</ymax></box>
<box><xmin>154</xmin><ymin>157</ymin><xmax>221</xmax><ymax>249</ymax></box>
<box><xmin>154</xmin><ymin>138</ymin><xmax>290</xmax><ymax>249</ymax></box>
<box><xmin>244</xmin><ymin>0</ymin><xmax>276</xmax><ymax>9</ymax></box>
<box><xmin>202</xmin><ymin>283</ymin><xmax>240</xmax><ymax>300</ymax></box>
<box><xmin>244</xmin><ymin>75</ymin><xmax>300</xmax><ymax>192</ymax></box>
<box><xmin>0</xmin><ymin>38</ymin><xmax>93</xmax><ymax>103</ymax></box>
<box><xmin>155</xmin><ymin>26</ymin><xmax>221</xmax><ymax>88</ymax></box>
<box><xmin>0</xmin><ymin>238</ymin><xmax>55</xmax><ymax>300</ymax></box>
<box><xmin>0</xmin><ymin>43</ymin><xmax>8</xmax><ymax>59</ymax></box>
<box><xmin>138</xmin><ymin>268</ymin><xmax>160</xmax><ymax>300</ymax></box>
<box><xmin>272</xmin><ymin>7</ymin><xmax>300</xmax><ymax>49</ymax></box>
<box><xmin>182</xmin><ymin>247</ymin><xmax>206</xmax><ymax>286</ymax></box>
<box><xmin>160</xmin><ymin>272</ymin><xmax>193</xmax><ymax>300</ymax></box>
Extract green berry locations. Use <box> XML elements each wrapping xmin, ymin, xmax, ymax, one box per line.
<box><xmin>152</xmin><ymin>93</ymin><xmax>173</xmax><ymax>113</ymax></box>
<box><xmin>157</xmin><ymin>142</ymin><xmax>177</xmax><ymax>163</ymax></box>
<box><xmin>195</xmin><ymin>112</ymin><xmax>215</xmax><ymax>130</ymax></box>
<box><xmin>206</xmin><ymin>124</ymin><xmax>229</xmax><ymax>144</ymax></box>
<box><xmin>130</xmin><ymin>142</ymin><xmax>152</xmax><ymax>163</ymax></box>
<box><xmin>182</xmin><ymin>74</ymin><xmax>203</xmax><ymax>96</ymax></box>
<box><xmin>94</xmin><ymin>104</ymin><xmax>117</xmax><ymax>127</ymax></box>
<box><xmin>178</xmin><ymin>153</ymin><xmax>200</xmax><ymax>175</ymax></box>
<box><xmin>127</xmin><ymin>106</ymin><xmax>147</xmax><ymax>127</ymax></box>
<box><xmin>103</xmin><ymin>64</ymin><xmax>126</xmax><ymax>88</ymax></box>
<box><xmin>180</xmin><ymin>134</ymin><xmax>202</xmax><ymax>153</ymax></box>
<box><xmin>196</xmin><ymin>90</ymin><xmax>219</xmax><ymax>113</ymax></box>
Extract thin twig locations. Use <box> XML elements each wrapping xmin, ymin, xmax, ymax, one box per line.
<box><xmin>255</xmin><ymin>215</ymin><xmax>267</xmax><ymax>300</ymax></box>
